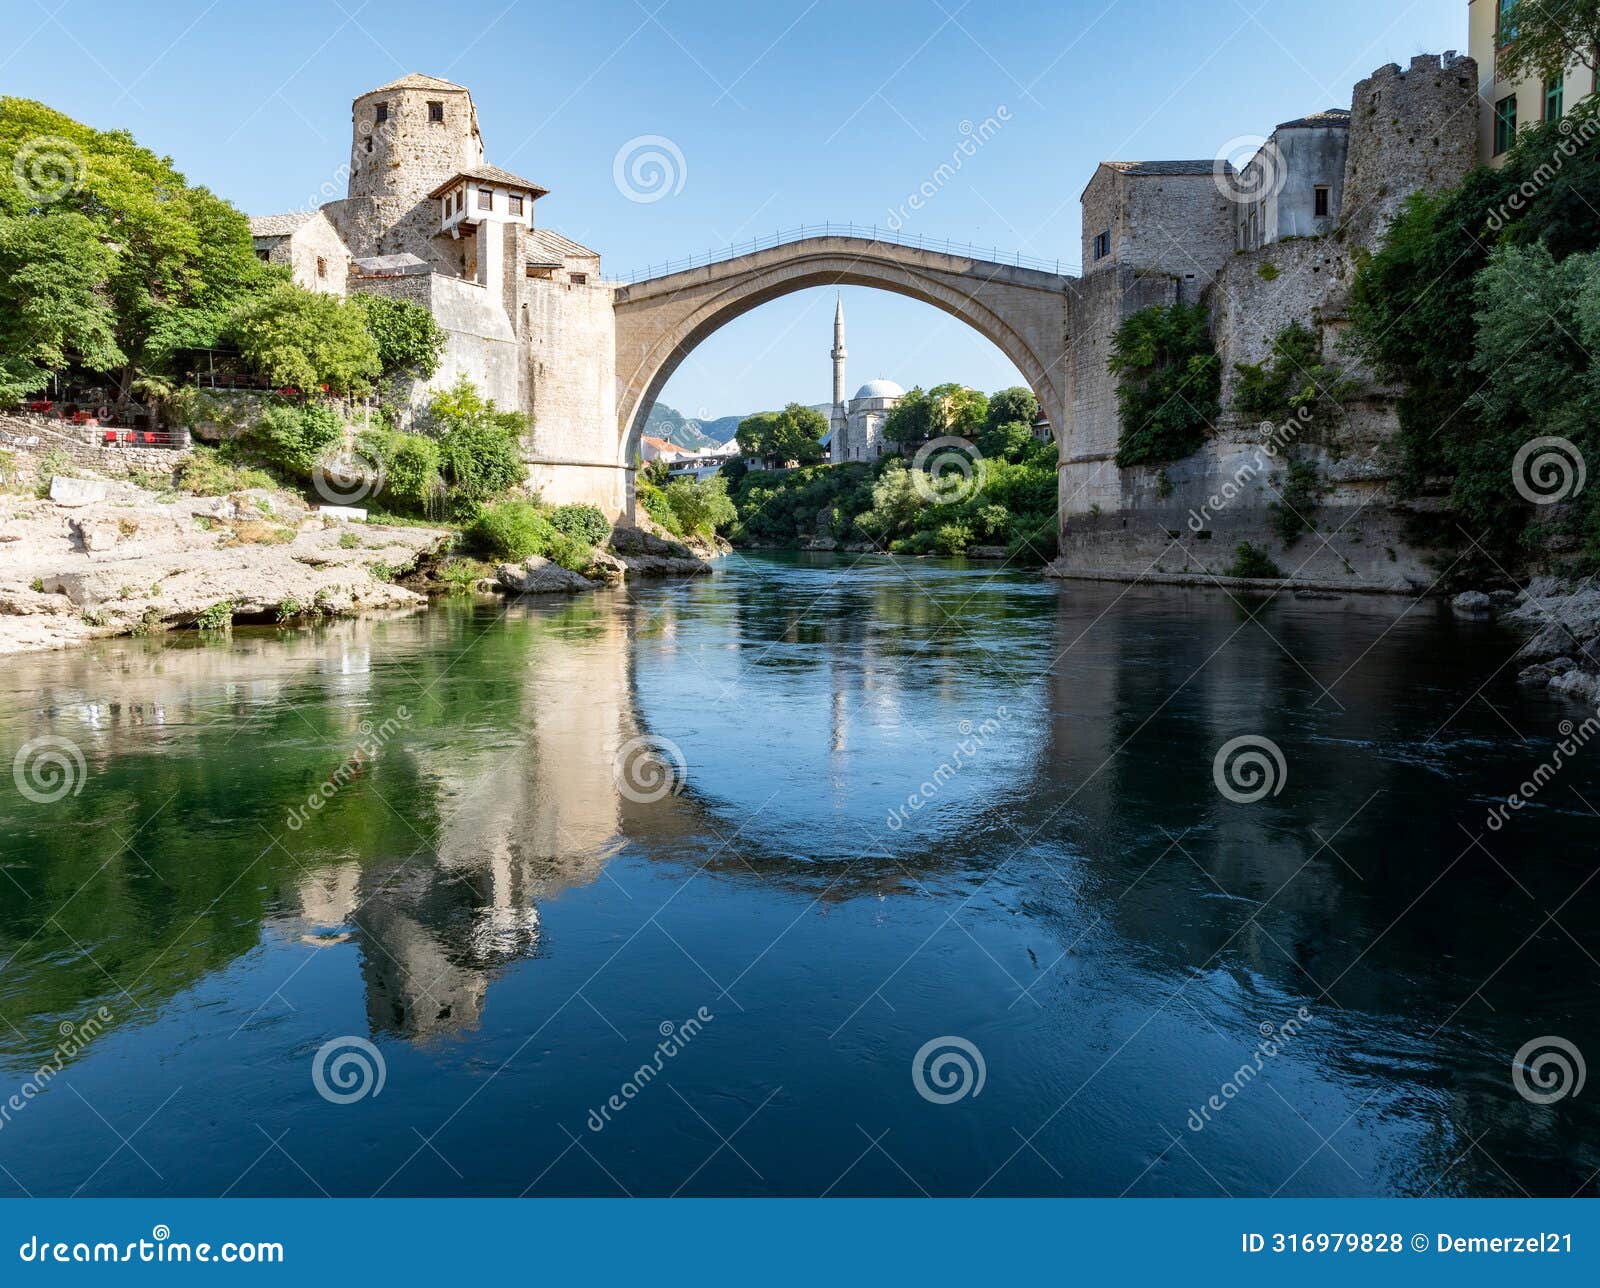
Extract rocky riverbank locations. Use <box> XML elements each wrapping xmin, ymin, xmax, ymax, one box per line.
<box><xmin>0</xmin><ymin>477</ymin><xmax>448</xmax><ymax>655</ymax></box>
<box><xmin>1469</xmin><ymin>579</ymin><xmax>1600</xmax><ymax>705</ymax></box>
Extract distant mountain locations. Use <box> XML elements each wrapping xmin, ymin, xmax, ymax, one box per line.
<box><xmin>646</xmin><ymin>401</ymin><xmax>836</xmax><ymax>450</ymax></box>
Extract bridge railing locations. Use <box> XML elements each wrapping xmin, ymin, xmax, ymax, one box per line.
<box><xmin>611</xmin><ymin>222</ymin><xmax>1079</xmax><ymax>284</ymax></box>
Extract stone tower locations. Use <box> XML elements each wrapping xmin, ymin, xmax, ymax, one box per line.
<box><xmin>338</xmin><ymin>73</ymin><xmax>484</xmax><ymax>263</ymax></box>
<box><xmin>830</xmin><ymin>293</ymin><xmax>848</xmax><ymax>453</ymax></box>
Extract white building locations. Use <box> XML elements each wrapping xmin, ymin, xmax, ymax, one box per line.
<box><xmin>826</xmin><ymin>295</ymin><xmax>903</xmax><ymax>463</ymax></box>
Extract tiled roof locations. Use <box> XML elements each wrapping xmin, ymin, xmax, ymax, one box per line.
<box><xmin>365</xmin><ymin>73</ymin><xmax>470</xmax><ymax>95</ymax></box>
<box><xmin>1277</xmin><ymin>108</ymin><xmax>1351</xmax><ymax>129</ymax></box>
<box><xmin>428</xmin><ymin>164</ymin><xmax>549</xmax><ymax>199</ymax></box>
<box><xmin>249</xmin><ymin>211</ymin><xmax>317</xmax><ymax>238</ymax></box>
<box><xmin>527</xmin><ymin>227</ymin><xmax>600</xmax><ymax>262</ymax></box>
<box><xmin>1104</xmin><ymin>160</ymin><xmax>1223</xmax><ymax>177</ymax></box>
<box><xmin>350</xmin><ymin>253</ymin><xmax>429</xmax><ymax>276</ymax></box>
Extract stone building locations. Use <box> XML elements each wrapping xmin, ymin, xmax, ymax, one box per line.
<box><xmin>1057</xmin><ymin>52</ymin><xmax>1480</xmax><ymax>591</ymax></box>
<box><xmin>250</xmin><ymin>73</ymin><xmax>623</xmax><ymax>513</ymax></box>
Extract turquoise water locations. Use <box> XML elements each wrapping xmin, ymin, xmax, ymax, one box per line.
<box><xmin>0</xmin><ymin>553</ymin><xmax>1595</xmax><ymax>1196</ymax></box>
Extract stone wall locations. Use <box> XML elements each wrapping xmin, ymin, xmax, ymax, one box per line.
<box><xmin>1342</xmin><ymin>53</ymin><xmax>1479</xmax><ymax>245</ymax></box>
<box><xmin>0</xmin><ymin>413</ymin><xmax>190</xmax><ymax>480</ymax></box>
<box><xmin>352</xmin><ymin>272</ymin><xmax>520</xmax><ymax>412</ymax></box>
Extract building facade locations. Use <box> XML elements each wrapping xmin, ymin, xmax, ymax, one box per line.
<box><xmin>1468</xmin><ymin>0</ymin><xmax>1596</xmax><ymax>165</ymax></box>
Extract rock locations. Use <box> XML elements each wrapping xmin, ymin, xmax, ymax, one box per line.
<box><xmin>587</xmin><ymin>550</ymin><xmax>628</xmax><ymax>585</ymax></box>
<box><xmin>49</xmin><ymin>476</ymin><xmax>109</xmax><ymax>507</ymax></box>
<box><xmin>614</xmin><ymin>552</ymin><xmax>712</xmax><ymax>578</ymax></box>
<box><xmin>1517</xmin><ymin>658</ymin><xmax>1578</xmax><ymax>686</ymax></box>
<box><xmin>1550</xmin><ymin>667</ymin><xmax>1600</xmax><ymax>702</ymax></box>
<box><xmin>72</xmin><ymin>517</ymin><xmax>123</xmax><ymax>552</ymax></box>
<box><xmin>495</xmin><ymin>556</ymin><xmax>597</xmax><ymax>595</ymax></box>
<box><xmin>1451</xmin><ymin>590</ymin><xmax>1494</xmax><ymax>617</ymax></box>
<box><xmin>803</xmin><ymin>536</ymin><xmax>839</xmax><ymax>551</ymax></box>
<box><xmin>967</xmin><ymin>545</ymin><xmax>1008</xmax><ymax>559</ymax></box>
<box><xmin>315</xmin><ymin>504</ymin><xmax>367</xmax><ymax>522</ymax></box>
<box><xmin>609</xmin><ymin>525</ymin><xmax>679</xmax><ymax>557</ymax></box>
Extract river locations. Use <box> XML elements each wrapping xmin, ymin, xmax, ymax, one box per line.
<box><xmin>0</xmin><ymin>552</ymin><xmax>1595</xmax><ymax>1197</ymax></box>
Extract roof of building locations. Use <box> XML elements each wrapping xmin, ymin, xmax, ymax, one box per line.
<box><xmin>1277</xmin><ymin>108</ymin><xmax>1351</xmax><ymax>130</ymax></box>
<box><xmin>641</xmin><ymin>435</ymin><xmax>691</xmax><ymax>455</ymax></box>
<box><xmin>248</xmin><ymin>211</ymin><xmax>318</xmax><ymax>238</ymax></box>
<box><xmin>1103</xmin><ymin>160</ymin><xmax>1226</xmax><ymax>177</ymax></box>
<box><xmin>350</xmin><ymin>252</ymin><xmax>429</xmax><ymax>277</ymax></box>
<box><xmin>855</xmin><ymin>379</ymin><xmax>904</xmax><ymax>400</ymax></box>
<box><xmin>363</xmin><ymin>73</ymin><xmax>471</xmax><ymax>96</ymax></box>
<box><xmin>428</xmin><ymin>165</ymin><xmax>549</xmax><ymax>200</ymax></box>
<box><xmin>526</xmin><ymin>227</ymin><xmax>600</xmax><ymax>263</ymax></box>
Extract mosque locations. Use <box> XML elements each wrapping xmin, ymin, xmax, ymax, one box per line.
<box><xmin>827</xmin><ymin>295</ymin><xmax>903</xmax><ymax>464</ymax></box>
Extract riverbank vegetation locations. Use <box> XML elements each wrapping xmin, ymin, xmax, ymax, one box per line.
<box><xmin>724</xmin><ymin>385</ymin><xmax>1058</xmax><ymax>562</ymax></box>
<box><xmin>1348</xmin><ymin>93</ymin><xmax>1600</xmax><ymax>569</ymax></box>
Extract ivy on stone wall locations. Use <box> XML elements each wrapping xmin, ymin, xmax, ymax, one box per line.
<box><xmin>1108</xmin><ymin>302</ymin><xmax>1219</xmax><ymax>468</ymax></box>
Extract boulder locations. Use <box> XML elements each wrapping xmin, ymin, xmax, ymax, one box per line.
<box><xmin>49</xmin><ymin>476</ymin><xmax>108</xmax><ymax>507</ymax></box>
<box><xmin>1451</xmin><ymin>590</ymin><xmax>1494</xmax><ymax>617</ymax></box>
<box><xmin>495</xmin><ymin>556</ymin><xmax>597</xmax><ymax>595</ymax></box>
<box><xmin>72</xmin><ymin>517</ymin><xmax>124</xmax><ymax>552</ymax></box>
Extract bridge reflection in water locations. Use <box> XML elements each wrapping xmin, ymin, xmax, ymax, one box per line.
<box><xmin>0</xmin><ymin>556</ymin><xmax>1596</xmax><ymax>1196</ymax></box>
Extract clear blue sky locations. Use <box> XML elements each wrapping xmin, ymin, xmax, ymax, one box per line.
<box><xmin>3</xmin><ymin>0</ymin><xmax>1462</xmax><ymax>420</ymax></box>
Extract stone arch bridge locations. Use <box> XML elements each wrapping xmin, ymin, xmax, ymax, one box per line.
<box><xmin>610</xmin><ymin>233</ymin><xmax>1074</xmax><ymax>498</ymax></box>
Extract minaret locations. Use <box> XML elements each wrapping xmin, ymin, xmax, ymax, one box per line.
<box><xmin>830</xmin><ymin>293</ymin><xmax>848</xmax><ymax>457</ymax></box>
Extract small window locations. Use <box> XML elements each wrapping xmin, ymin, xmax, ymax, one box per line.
<box><xmin>428</xmin><ymin>101</ymin><xmax>444</xmax><ymax>123</ymax></box>
<box><xmin>375</xmin><ymin>102</ymin><xmax>388</xmax><ymax>124</ymax></box>
<box><xmin>1092</xmin><ymin>230</ymin><xmax>1110</xmax><ymax>260</ymax></box>
<box><xmin>570</xmin><ymin>272</ymin><xmax>588</xmax><ymax>285</ymax></box>
<box><xmin>509</xmin><ymin>195</ymin><xmax>523</xmax><ymax>216</ymax></box>
<box><xmin>364</xmin><ymin>136</ymin><xmax>373</xmax><ymax>153</ymax></box>
<box><xmin>1494</xmin><ymin>94</ymin><xmax>1517</xmax><ymax>155</ymax></box>
<box><xmin>316</xmin><ymin>256</ymin><xmax>327</xmax><ymax>278</ymax></box>
<box><xmin>1313</xmin><ymin>185</ymin><xmax>1330</xmax><ymax>217</ymax></box>
<box><xmin>255</xmin><ymin>248</ymin><xmax>270</xmax><ymax>262</ymax></box>
<box><xmin>479</xmin><ymin>187</ymin><xmax>494</xmax><ymax>210</ymax></box>
<box><xmin>1544</xmin><ymin>76</ymin><xmax>1564</xmax><ymax>122</ymax></box>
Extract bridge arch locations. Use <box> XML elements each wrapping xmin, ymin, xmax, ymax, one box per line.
<box><xmin>611</xmin><ymin>236</ymin><xmax>1071</xmax><ymax>494</ymax></box>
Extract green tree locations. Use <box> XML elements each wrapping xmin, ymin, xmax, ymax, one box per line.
<box><xmin>1107</xmin><ymin>302</ymin><xmax>1219</xmax><ymax>467</ymax></box>
<box><xmin>248</xmin><ymin>400</ymin><xmax>345</xmax><ymax>477</ymax></box>
<box><xmin>735</xmin><ymin>402</ymin><xmax>826</xmax><ymax>464</ymax></box>
<box><xmin>662</xmin><ymin>475</ymin><xmax>736</xmax><ymax>538</ymax></box>
<box><xmin>1494</xmin><ymin>0</ymin><xmax>1600</xmax><ymax>86</ymax></box>
<box><xmin>985</xmin><ymin>386</ymin><xmax>1039</xmax><ymax>432</ymax></box>
<box><xmin>228</xmin><ymin>285</ymin><xmax>381</xmax><ymax>395</ymax></box>
<box><xmin>0</xmin><ymin>97</ymin><xmax>273</xmax><ymax>408</ymax></box>
<box><xmin>351</xmin><ymin>293</ymin><xmax>445</xmax><ymax>380</ymax></box>
<box><xmin>0</xmin><ymin>213</ymin><xmax>122</xmax><ymax>405</ymax></box>
<box><xmin>926</xmin><ymin>383</ymin><xmax>989</xmax><ymax>437</ymax></box>
<box><xmin>426</xmin><ymin>377</ymin><xmax>529</xmax><ymax>506</ymax></box>
<box><xmin>882</xmin><ymin>386</ymin><xmax>931</xmax><ymax>444</ymax></box>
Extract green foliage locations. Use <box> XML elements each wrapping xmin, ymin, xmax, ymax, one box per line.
<box><xmin>1232</xmin><ymin>322</ymin><xmax>1356</xmax><ymax>438</ymax></box>
<box><xmin>1224</xmin><ymin>542</ymin><xmax>1283</xmax><ymax>579</ymax></box>
<box><xmin>247</xmin><ymin>400</ymin><xmax>344</xmax><ymax>477</ymax></box>
<box><xmin>194</xmin><ymin>600</ymin><xmax>233</xmax><ymax>631</ymax></box>
<box><xmin>0</xmin><ymin>213</ymin><xmax>122</xmax><ymax>405</ymax></box>
<box><xmin>977</xmin><ymin>418</ymin><xmax>1036</xmax><ymax>463</ymax></box>
<box><xmin>227</xmin><ymin>284</ymin><xmax>381</xmax><ymax>396</ymax></box>
<box><xmin>637</xmin><ymin>481</ymin><xmax>683</xmax><ymax>536</ymax></box>
<box><xmin>1348</xmin><ymin>97</ymin><xmax>1600</xmax><ymax>560</ymax></box>
<box><xmin>661</xmin><ymin>475</ymin><xmax>735</xmax><ymax>539</ymax></box>
<box><xmin>735</xmin><ymin>402</ymin><xmax>827</xmax><ymax>464</ymax></box>
<box><xmin>925</xmin><ymin>383</ymin><xmax>988</xmax><ymax>438</ymax></box>
<box><xmin>882</xmin><ymin>387</ymin><xmax>931</xmax><ymax>444</ymax></box>
<box><xmin>985</xmin><ymin>386</ymin><xmax>1039</xmax><ymax>432</ymax></box>
<box><xmin>174</xmin><ymin>448</ymin><xmax>276</xmax><ymax>496</ymax></box>
<box><xmin>358</xmin><ymin>426</ymin><xmax>444</xmax><ymax>513</ymax></box>
<box><xmin>350</xmin><ymin>293</ymin><xmax>445</xmax><ymax>379</ymax></box>
<box><xmin>426</xmin><ymin>378</ymin><xmax>528</xmax><ymax>508</ymax></box>
<box><xmin>546</xmin><ymin>503</ymin><xmax>611</xmax><ymax>546</ymax></box>
<box><xmin>1108</xmin><ymin>302</ymin><xmax>1220</xmax><ymax>467</ymax></box>
<box><xmin>0</xmin><ymin>96</ymin><xmax>273</xmax><ymax>403</ymax></box>
<box><xmin>465</xmin><ymin>498</ymin><xmax>593</xmax><ymax>571</ymax></box>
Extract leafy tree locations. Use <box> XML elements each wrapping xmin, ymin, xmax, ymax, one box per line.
<box><xmin>1108</xmin><ymin>302</ymin><xmax>1220</xmax><ymax>467</ymax></box>
<box><xmin>358</xmin><ymin>426</ymin><xmax>444</xmax><ymax>513</ymax></box>
<box><xmin>662</xmin><ymin>475</ymin><xmax>735</xmax><ymax>538</ymax></box>
<box><xmin>1494</xmin><ymin>0</ymin><xmax>1600</xmax><ymax>86</ymax></box>
<box><xmin>547</xmin><ymin>503</ymin><xmax>611</xmax><ymax>546</ymax></box>
<box><xmin>978</xmin><ymin>419</ymin><xmax>1036</xmax><ymax>463</ymax></box>
<box><xmin>985</xmin><ymin>386</ymin><xmax>1039</xmax><ymax>432</ymax></box>
<box><xmin>0</xmin><ymin>97</ymin><xmax>273</xmax><ymax>407</ymax></box>
<box><xmin>735</xmin><ymin>402</ymin><xmax>826</xmax><ymax>464</ymax></box>
<box><xmin>0</xmin><ymin>213</ymin><xmax>121</xmax><ymax>405</ymax></box>
<box><xmin>426</xmin><ymin>377</ymin><xmax>528</xmax><ymax>506</ymax></box>
<box><xmin>883</xmin><ymin>387</ymin><xmax>931</xmax><ymax>444</ymax></box>
<box><xmin>228</xmin><ymin>285</ymin><xmax>380</xmax><ymax>395</ymax></box>
<box><xmin>926</xmin><ymin>383</ymin><xmax>988</xmax><ymax>438</ymax></box>
<box><xmin>351</xmin><ymin>293</ymin><xmax>445</xmax><ymax>379</ymax></box>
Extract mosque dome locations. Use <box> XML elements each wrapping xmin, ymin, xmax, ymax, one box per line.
<box><xmin>854</xmin><ymin>379</ymin><xmax>904</xmax><ymax>400</ymax></box>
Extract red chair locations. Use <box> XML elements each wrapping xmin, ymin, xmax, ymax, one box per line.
<box><xmin>142</xmin><ymin>432</ymin><xmax>157</xmax><ymax>445</ymax></box>
<box><xmin>121</xmin><ymin>431</ymin><xmax>134</xmax><ymax>443</ymax></box>
<box><xmin>103</xmin><ymin>430</ymin><xmax>117</xmax><ymax>444</ymax></box>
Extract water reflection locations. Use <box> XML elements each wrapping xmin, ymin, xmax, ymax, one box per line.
<box><xmin>0</xmin><ymin>558</ymin><xmax>1596</xmax><ymax>1196</ymax></box>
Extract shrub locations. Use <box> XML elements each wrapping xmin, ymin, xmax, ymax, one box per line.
<box><xmin>1108</xmin><ymin>302</ymin><xmax>1220</xmax><ymax>467</ymax></box>
<box><xmin>547</xmin><ymin>503</ymin><xmax>610</xmax><ymax>546</ymax></box>
<box><xmin>427</xmin><ymin>378</ymin><xmax>528</xmax><ymax>508</ymax></box>
<box><xmin>662</xmin><ymin>475</ymin><xmax>735</xmax><ymax>539</ymax></box>
<box><xmin>194</xmin><ymin>600</ymin><xmax>233</xmax><ymax>630</ymax></box>
<box><xmin>934</xmin><ymin>522</ymin><xmax>973</xmax><ymax>555</ymax></box>
<box><xmin>638</xmin><ymin>482</ymin><xmax>684</xmax><ymax>536</ymax></box>
<box><xmin>1224</xmin><ymin>542</ymin><xmax>1283</xmax><ymax>579</ymax></box>
<box><xmin>1270</xmin><ymin>458</ymin><xmax>1325</xmax><ymax>546</ymax></box>
<box><xmin>465</xmin><ymin>499</ymin><xmax>594</xmax><ymax>572</ymax></box>
<box><xmin>350</xmin><ymin>293</ymin><xmax>445</xmax><ymax>379</ymax></box>
<box><xmin>248</xmin><ymin>401</ymin><xmax>344</xmax><ymax>477</ymax></box>
<box><xmin>359</xmin><ymin>427</ymin><xmax>443</xmax><ymax>513</ymax></box>
<box><xmin>175</xmin><ymin>449</ymin><xmax>276</xmax><ymax>496</ymax></box>
<box><xmin>228</xmin><ymin>284</ymin><xmax>381</xmax><ymax>395</ymax></box>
